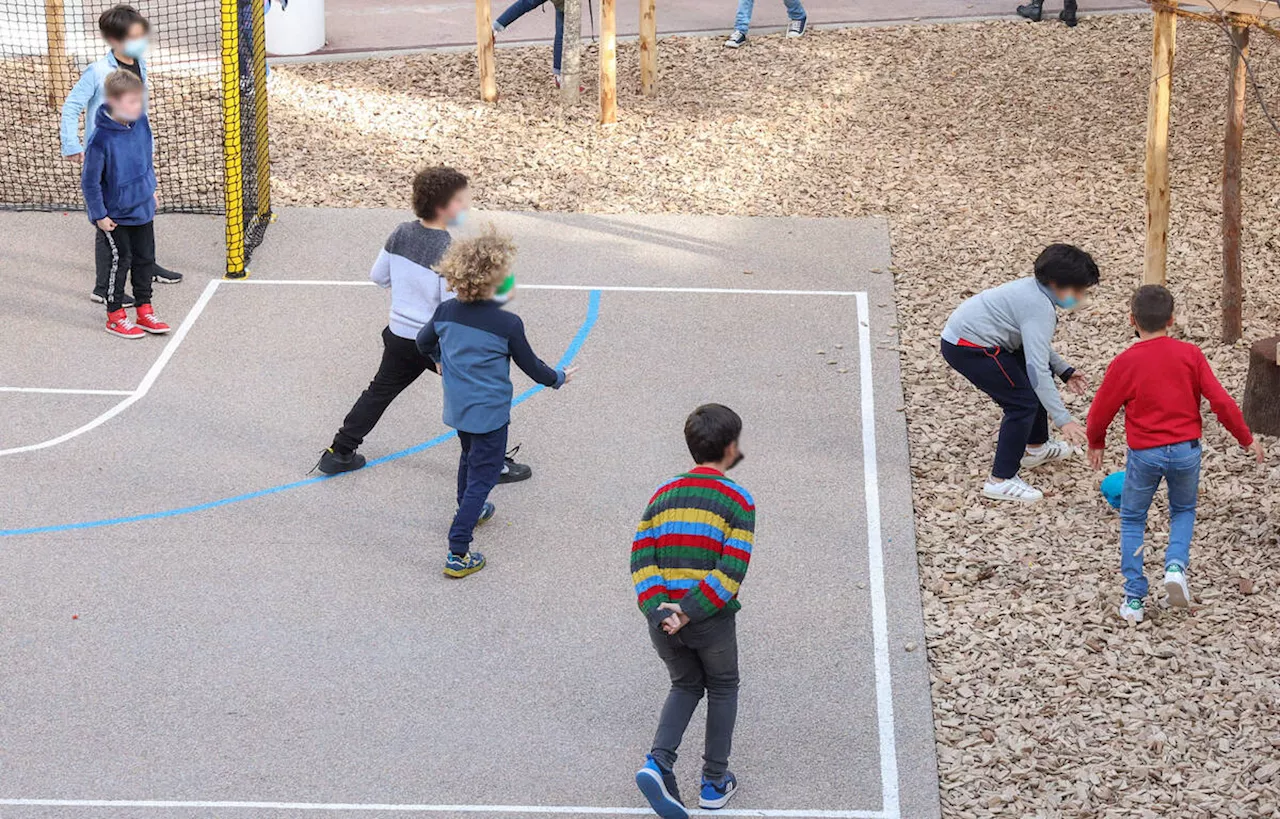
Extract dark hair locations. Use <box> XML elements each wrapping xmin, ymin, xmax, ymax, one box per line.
<box><xmin>99</xmin><ymin>5</ymin><xmax>149</xmax><ymax>40</ymax></box>
<box><xmin>684</xmin><ymin>404</ymin><xmax>742</xmax><ymax>464</ymax></box>
<box><xmin>1033</xmin><ymin>244</ymin><xmax>1100</xmax><ymax>289</ymax></box>
<box><xmin>1131</xmin><ymin>284</ymin><xmax>1174</xmax><ymax>332</ymax></box>
<box><xmin>412</xmin><ymin>166</ymin><xmax>469</xmax><ymax>221</ymax></box>
<box><xmin>104</xmin><ymin>68</ymin><xmax>144</xmax><ymax>98</ymax></box>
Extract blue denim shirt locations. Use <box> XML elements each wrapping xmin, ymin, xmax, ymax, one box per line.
<box><xmin>59</xmin><ymin>51</ymin><xmax>148</xmax><ymax>156</ymax></box>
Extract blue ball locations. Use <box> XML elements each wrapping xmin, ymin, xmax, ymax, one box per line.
<box><xmin>1100</xmin><ymin>471</ymin><xmax>1125</xmax><ymax>509</ymax></box>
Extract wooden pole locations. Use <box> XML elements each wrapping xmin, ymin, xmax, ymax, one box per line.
<box><xmin>561</xmin><ymin>0</ymin><xmax>583</xmax><ymax>107</ymax></box>
<box><xmin>45</xmin><ymin>0</ymin><xmax>73</xmax><ymax>111</ymax></box>
<box><xmin>599</xmin><ymin>0</ymin><xmax>617</xmax><ymax>124</ymax></box>
<box><xmin>639</xmin><ymin>0</ymin><xmax>657</xmax><ymax>97</ymax></box>
<box><xmin>475</xmin><ymin>0</ymin><xmax>498</xmax><ymax>102</ymax></box>
<box><xmin>1143</xmin><ymin>1</ymin><xmax>1177</xmax><ymax>285</ymax></box>
<box><xmin>1222</xmin><ymin>15</ymin><xmax>1249</xmax><ymax>343</ymax></box>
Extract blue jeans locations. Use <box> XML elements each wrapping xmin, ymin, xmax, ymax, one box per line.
<box><xmin>449</xmin><ymin>424</ymin><xmax>509</xmax><ymax>555</ymax></box>
<box><xmin>1119</xmin><ymin>440</ymin><xmax>1201</xmax><ymax>600</ymax></box>
<box><xmin>497</xmin><ymin>0</ymin><xmax>564</xmax><ymax>72</ymax></box>
<box><xmin>735</xmin><ymin>0</ymin><xmax>806</xmax><ymax>33</ymax></box>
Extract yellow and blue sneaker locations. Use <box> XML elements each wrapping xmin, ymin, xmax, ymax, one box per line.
<box><xmin>635</xmin><ymin>755</ymin><xmax>688</xmax><ymax>819</ymax></box>
<box><xmin>443</xmin><ymin>551</ymin><xmax>486</xmax><ymax>578</ymax></box>
<box><xmin>699</xmin><ymin>771</ymin><xmax>738</xmax><ymax>810</ymax></box>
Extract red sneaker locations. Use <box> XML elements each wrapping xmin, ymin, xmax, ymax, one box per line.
<box><xmin>106</xmin><ymin>308</ymin><xmax>145</xmax><ymax>339</ymax></box>
<box><xmin>135</xmin><ymin>304</ymin><xmax>171</xmax><ymax>335</ymax></box>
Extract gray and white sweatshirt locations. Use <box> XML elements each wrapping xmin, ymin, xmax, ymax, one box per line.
<box><xmin>941</xmin><ymin>277</ymin><xmax>1077</xmax><ymax>427</ymax></box>
<box><xmin>370</xmin><ymin>222</ymin><xmax>454</xmax><ymax>340</ymax></box>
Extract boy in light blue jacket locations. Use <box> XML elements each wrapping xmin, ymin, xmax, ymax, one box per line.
<box><xmin>61</xmin><ymin>4</ymin><xmax>181</xmax><ymax>296</ymax></box>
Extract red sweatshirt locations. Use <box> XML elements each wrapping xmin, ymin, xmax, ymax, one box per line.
<box><xmin>1087</xmin><ymin>335</ymin><xmax>1253</xmax><ymax>451</ymax></box>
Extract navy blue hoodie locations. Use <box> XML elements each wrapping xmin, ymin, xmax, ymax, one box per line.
<box><xmin>81</xmin><ymin>106</ymin><xmax>156</xmax><ymax>226</ymax></box>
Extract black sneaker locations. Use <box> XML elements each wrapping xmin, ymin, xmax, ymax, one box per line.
<box><xmin>1059</xmin><ymin>1</ymin><xmax>1078</xmax><ymax>26</ymax></box>
<box><xmin>724</xmin><ymin>30</ymin><xmax>746</xmax><ymax>48</ymax></box>
<box><xmin>91</xmin><ymin>291</ymin><xmax>135</xmax><ymax>307</ymax></box>
<box><xmin>153</xmin><ymin>265</ymin><xmax>183</xmax><ymax>284</ymax></box>
<box><xmin>498</xmin><ymin>445</ymin><xmax>533</xmax><ymax>484</ymax></box>
<box><xmin>315</xmin><ymin>447</ymin><xmax>367</xmax><ymax>475</ymax></box>
<box><xmin>786</xmin><ymin>17</ymin><xmax>807</xmax><ymax>37</ymax></box>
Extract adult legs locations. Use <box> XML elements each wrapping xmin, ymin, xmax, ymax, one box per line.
<box><xmin>125</xmin><ymin>222</ymin><xmax>156</xmax><ymax>307</ymax></box>
<box><xmin>448</xmin><ymin>424</ymin><xmax>509</xmax><ymax>555</ymax></box>
<box><xmin>1119</xmin><ymin>447</ymin><xmax>1164</xmax><ymax>600</ymax></box>
<box><xmin>1163</xmin><ymin>441</ymin><xmax>1202</xmax><ymax>572</ymax></box>
<box><xmin>496</xmin><ymin>0</ymin><xmax>547</xmax><ymax>29</ymax></box>
<box><xmin>684</xmin><ymin>613</ymin><xmax>740</xmax><ymax>780</ymax></box>
<box><xmin>331</xmin><ymin>327</ymin><xmax>433</xmax><ymax>455</ymax></box>
<box><xmin>648</xmin><ymin>625</ymin><xmax>706</xmax><ymax>773</ymax></box>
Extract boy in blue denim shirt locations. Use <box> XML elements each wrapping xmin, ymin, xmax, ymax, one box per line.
<box><xmin>61</xmin><ymin>4</ymin><xmax>180</xmax><ymax>296</ymax></box>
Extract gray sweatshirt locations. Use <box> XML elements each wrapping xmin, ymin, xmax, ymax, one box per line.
<box><xmin>941</xmin><ymin>277</ymin><xmax>1076</xmax><ymax>427</ymax></box>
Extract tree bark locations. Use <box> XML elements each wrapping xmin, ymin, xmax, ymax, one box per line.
<box><xmin>1222</xmin><ymin>17</ymin><xmax>1249</xmax><ymax>343</ymax></box>
<box><xmin>639</xmin><ymin>0</ymin><xmax>657</xmax><ymax>97</ymax></box>
<box><xmin>1144</xmin><ymin>1</ymin><xmax>1177</xmax><ymax>285</ymax></box>
<box><xmin>599</xmin><ymin>0</ymin><xmax>617</xmax><ymax>124</ymax></box>
<box><xmin>45</xmin><ymin>0</ymin><xmax>72</xmax><ymax>110</ymax></box>
<box><xmin>560</xmin><ymin>0</ymin><xmax>582</xmax><ymax>107</ymax></box>
<box><xmin>475</xmin><ymin>0</ymin><xmax>498</xmax><ymax>102</ymax></box>
<box><xmin>1242</xmin><ymin>335</ymin><xmax>1280</xmax><ymax>437</ymax></box>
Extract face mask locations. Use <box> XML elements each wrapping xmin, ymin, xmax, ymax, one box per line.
<box><xmin>492</xmin><ymin>272</ymin><xmax>515</xmax><ymax>304</ymax></box>
<box><xmin>1053</xmin><ymin>294</ymin><xmax>1079</xmax><ymax>310</ymax></box>
<box><xmin>447</xmin><ymin>210</ymin><xmax>468</xmax><ymax>229</ymax></box>
<box><xmin>728</xmin><ymin>451</ymin><xmax>745</xmax><ymax>470</ymax></box>
<box><xmin>122</xmin><ymin>37</ymin><xmax>148</xmax><ymax>59</ymax></box>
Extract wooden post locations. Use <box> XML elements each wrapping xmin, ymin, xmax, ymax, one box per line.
<box><xmin>561</xmin><ymin>0</ymin><xmax>582</xmax><ymax>107</ymax></box>
<box><xmin>639</xmin><ymin>0</ymin><xmax>657</xmax><ymax>97</ymax></box>
<box><xmin>45</xmin><ymin>0</ymin><xmax>73</xmax><ymax>111</ymax></box>
<box><xmin>599</xmin><ymin>0</ymin><xmax>617</xmax><ymax>124</ymax></box>
<box><xmin>1242</xmin><ymin>334</ymin><xmax>1280</xmax><ymax>437</ymax></box>
<box><xmin>475</xmin><ymin>0</ymin><xmax>498</xmax><ymax>102</ymax></box>
<box><xmin>1222</xmin><ymin>15</ymin><xmax>1249</xmax><ymax>343</ymax></box>
<box><xmin>1143</xmin><ymin>1</ymin><xmax>1177</xmax><ymax>285</ymax></box>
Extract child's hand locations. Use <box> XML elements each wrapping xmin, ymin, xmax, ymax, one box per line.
<box><xmin>562</xmin><ymin>366</ymin><xmax>580</xmax><ymax>384</ymax></box>
<box><xmin>657</xmin><ymin>602</ymin><xmax>688</xmax><ymax>634</ymax></box>
<box><xmin>1247</xmin><ymin>439</ymin><xmax>1265</xmax><ymax>463</ymax></box>
<box><xmin>65</xmin><ymin>152</ymin><xmax>83</xmax><ymax>164</ymax></box>
<box><xmin>95</xmin><ymin>217</ymin><xmax>116</xmax><ymax>232</ymax></box>
<box><xmin>153</xmin><ymin>191</ymin><xmax>160</xmax><ymax>206</ymax></box>
<box><xmin>1067</xmin><ymin>372</ymin><xmax>1089</xmax><ymax>396</ymax></box>
<box><xmin>1088</xmin><ymin>448</ymin><xmax>1104</xmax><ymax>471</ymax></box>
<box><xmin>1060</xmin><ymin>421</ymin><xmax>1088</xmax><ymax>447</ymax></box>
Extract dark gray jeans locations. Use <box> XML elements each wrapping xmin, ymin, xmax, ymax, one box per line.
<box><xmin>648</xmin><ymin>610</ymin><xmax>739</xmax><ymax>779</ymax></box>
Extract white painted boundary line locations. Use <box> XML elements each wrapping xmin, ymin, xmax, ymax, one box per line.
<box><xmin>0</xmin><ymin>387</ymin><xmax>135</xmax><ymax>396</ymax></box>
<box><xmin>224</xmin><ymin>280</ymin><xmax>863</xmax><ymax>297</ymax></box>
<box><xmin>0</xmin><ymin>279</ymin><xmax>221</xmax><ymax>457</ymax></box>
<box><xmin>0</xmin><ymin>801</ymin><xmax>888</xmax><ymax>818</ymax></box>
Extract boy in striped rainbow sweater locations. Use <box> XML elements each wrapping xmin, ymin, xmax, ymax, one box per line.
<box><xmin>631</xmin><ymin>404</ymin><xmax>755</xmax><ymax>819</ymax></box>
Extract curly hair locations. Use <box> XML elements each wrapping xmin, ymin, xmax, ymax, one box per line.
<box><xmin>412</xmin><ymin>166</ymin><xmax>469</xmax><ymax>221</ymax></box>
<box><xmin>438</xmin><ymin>227</ymin><xmax>516</xmax><ymax>302</ymax></box>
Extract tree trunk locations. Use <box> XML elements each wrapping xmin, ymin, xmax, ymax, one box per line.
<box><xmin>1222</xmin><ymin>17</ymin><xmax>1249</xmax><ymax>343</ymax></box>
<box><xmin>475</xmin><ymin>0</ymin><xmax>498</xmax><ymax>102</ymax></box>
<box><xmin>1144</xmin><ymin>1</ymin><xmax>1177</xmax><ymax>285</ymax></box>
<box><xmin>45</xmin><ymin>0</ymin><xmax>72</xmax><ymax>110</ymax></box>
<box><xmin>599</xmin><ymin>0</ymin><xmax>617</xmax><ymax>124</ymax></box>
<box><xmin>560</xmin><ymin>0</ymin><xmax>582</xmax><ymax>107</ymax></box>
<box><xmin>1242</xmin><ymin>335</ymin><xmax>1280</xmax><ymax>437</ymax></box>
<box><xmin>639</xmin><ymin>0</ymin><xmax>657</xmax><ymax>97</ymax></box>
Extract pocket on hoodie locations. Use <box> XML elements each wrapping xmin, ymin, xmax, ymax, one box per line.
<box><xmin>107</xmin><ymin>171</ymin><xmax>155</xmax><ymax>216</ymax></box>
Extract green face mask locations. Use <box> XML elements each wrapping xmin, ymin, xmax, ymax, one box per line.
<box><xmin>493</xmin><ymin>273</ymin><xmax>515</xmax><ymax>304</ymax></box>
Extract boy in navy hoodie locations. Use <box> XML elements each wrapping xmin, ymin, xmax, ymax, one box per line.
<box><xmin>416</xmin><ymin>228</ymin><xmax>578</xmax><ymax>578</ymax></box>
<box><xmin>82</xmin><ymin>70</ymin><xmax>170</xmax><ymax>339</ymax></box>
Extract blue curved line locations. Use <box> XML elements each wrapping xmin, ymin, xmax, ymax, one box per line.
<box><xmin>0</xmin><ymin>291</ymin><xmax>601</xmax><ymax>538</ymax></box>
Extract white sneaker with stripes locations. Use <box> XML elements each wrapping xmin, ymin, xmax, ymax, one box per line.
<box><xmin>1021</xmin><ymin>440</ymin><xmax>1075</xmax><ymax>470</ymax></box>
<box><xmin>982</xmin><ymin>475</ymin><xmax>1043</xmax><ymax>504</ymax></box>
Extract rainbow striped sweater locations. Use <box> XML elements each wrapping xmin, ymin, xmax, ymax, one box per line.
<box><xmin>631</xmin><ymin>466</ymin><xmax>756</xmax><ymax>626</ymax></box>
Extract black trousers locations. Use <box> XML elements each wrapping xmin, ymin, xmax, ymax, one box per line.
<box><xmin>449</xmin><ymin>424</ymin><xmax>509</xmax><ymax>555</ymax></box>
<box><xmin>941</xmin><ymin>339</ymin><xmax>1049</xmax><ymax>480</ymax></box>
<box><xmin>95</xmin><ymin>223</ymin><xmax>155</xmax><ymax>312</ymax></box>
<box><xmin>332</xmin><ymin>327</ymin><xmax>437</xmax><ymax>455</ymax></box>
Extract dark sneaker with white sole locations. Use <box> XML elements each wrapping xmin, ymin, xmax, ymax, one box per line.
<box><xmin>315</xmin><ymin>448</ymin><xmax>367</xmax><ymax>475</ymax></box>
<box><xmin>153</xmin><ymin>265</ymin><xmax>183</xmax><ymax>284</ymax></box>
<box><xmin>724</xmin><ymin>30</ymin><xmax>746</xmax><ymax>48</ymax></box>
<box><xmin>636</xmin><ymin>755</ymin><xmax>689</xmax><ymax>819</ymax></box>
<box><xmin>699</xmin><ymin>771</ymin><xmax>738</xmax><ymax>810</ymax></box>
<box><xmin>498</xmin><ymin>445</ymin><xmax>532</xmax><ymax>484</ymax></box>
<box><xmin>786</xmin><ymin>17</ymin><xmax>807</xmax><ymax>37</ymax></box>
<box><xmin>91</xmin><ymin>291</ymin><xmax>135</xmax><ymax>307</ymax></box>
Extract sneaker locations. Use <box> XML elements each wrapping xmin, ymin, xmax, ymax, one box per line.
<box><xmin>1118</xmin><ymin>597</ymin><xmax>1145</xmax><ymax>623</ymax></box>
<box><xmin>91</xmin><ymin>291</ymin><xmax>135</xmax><ymax>307</ymax></box>
<box><xmin>1164</xmin><ymin>564</ymin><xmax>1190</xmax><ymax>608</ymax></box>
<box><xmin>315</xmin><ymin>447</ymin><xmax>367</xmax><ymax>475</ymax></box>
<box><xmin>498</xmin><ymin>445</ymin><xmax>532</xmax><ymax>484</ymax></box>
<box><xmin>635</xmin><ymin>755</ymin><xmax>689</xmax><ymax>819</ymax></box>
<box><xmin>492</xmin><ymin>20</ymin><xmax>506</xmax><ymax>32</ymax></box>
<box><xmin>443</xmin><ymin>550</ymin><xmax>486</xmax><ymax>578</ymax></box>
<box><xmin>105</xmin><ymin>308</ymin><xmax>145</xmax><ymax>339</ymax></box>
<box><xmin>152</xmin><ymin>265</ymin><xmax>183</xmax><ymax>284</ymax></box>
<box><xmin>724</xmin><ymin>30</ymin><xmax>747</xmax><ymax>48</ymax></box>
<box><xmin>981</xmin><ymin>475</ymin><xmax>1043</xmax><ymax>504</ymax></box>
<box><xmin>699</xmin><ymin>771</ymin><xmax>738</xmax><ymax>810</ymax></box>
<box><xmin>1060</xmin><ymin>0</ymin><xmax>1078</xmax><ymax>26</ymax></box>
<box><xmin>476</xmin><ymin>501</ymin><xmax>496</xmax><ymax>526</ymax></box>
<box><xmin>134</xmin><ymin>304</ymin><xmax>171</xmax><ymax>334</ymax></box>
<box><xmin>786</xmin><ymin>17</ymin><xmax>807</xmax><ymax>37</ymax></box>
<box><xmin>1020</xmin><ymin>440</ymin><xmax>1075</xmax><ymax>470</ymax></box>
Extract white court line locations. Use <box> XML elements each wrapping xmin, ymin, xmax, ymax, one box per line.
<box><xmin>0</xmin><ymin>387</ymin><xmax>135</xmax><ymax>396</ymax></box>
<box><xmin>0</xmin><ymin>279</ymin><xmax>221</xmax><ymax>458</ymax></box>
<box><xmin>0</xmin><ymin>801</ymin><xmax>887</xmax><ymax>818</ymax></box>
<box><xmin>856</xmin><ymin>293</ymin><xmax>900</xmax><ymax>819</ymax></box>
<box><xmin>223</xmin><ymin>279</ymin><xmax>864</xmax><ymax>297</ymax></box>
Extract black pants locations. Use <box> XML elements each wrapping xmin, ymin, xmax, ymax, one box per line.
<box><xmin>648</xmin><ymin>610</ymin><xmax>739</xmax><ymax>780</ymax></box>
<box><xmin>448</xmin><ymin>424</ymin><xmax>509</xmax><ymax>555</ymax></box>
<box><xmin>940</xmin><ymin>339</ymin><xmax>1049</xmax><ymax>480</ymax></box>
<box><xmin>332</xmin><ymin>327</ymin><xmax>438</xmax><ymax>455</ymax></box>
<box><xmin>95</xmin><ymin>223</ymin><xmax>155</xmax><ymax>312</ymax></box>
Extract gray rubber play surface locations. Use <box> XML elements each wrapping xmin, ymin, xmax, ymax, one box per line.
<box><xmin>0</xmin><ymin>209</ymin><xmax>939</xmax><ymax>819</ymax></box>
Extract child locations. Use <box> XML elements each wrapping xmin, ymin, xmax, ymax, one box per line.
<box><xmin>1087</xmin><ymin>285</ymin><xmax>1264</xmax><ymax>624</ymax></box>
<box><xmin>315</xmin><ymin>167</ymin><xmax>531</xmax><ymax>484</ymax></box>
<box><xmin>724</xmin><ymin>0</ymin><xmax>807</xmax><ymax>48</ymax></box>
<box><xmin>61</xmin><ymin>4</ymin><xmax>182</xmax><ymax>298</ymax></box>
<box><xmin>414</xmin><ymin>229</ymin><xmax>576</xmax><ymax>578</ymax></box>
<box><xmin>940</xmin><ymin>243</ymin><xmax>1098</xmax><ymax>503</ymax></box>
<box><xmin>492</xmin><ymin>0</ymin><xmax>570</xmax><ymax>88</ymax></box>
<box><xmin>631</xmin><ymin>404</ymin><xmax>755</xmax><ymax>819</ymax></box>
<box><xmin>81</xmin><ymin>70</ymin><xmax>171</xmax><ymax>339</ymax></box>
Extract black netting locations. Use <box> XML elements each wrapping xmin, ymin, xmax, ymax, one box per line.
<box><xmin>0</xmin><ymin>0</ymin><xmax>270</xmax><ymax>273</ymax></box>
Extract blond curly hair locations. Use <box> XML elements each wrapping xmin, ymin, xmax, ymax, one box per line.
<box><xmin>438</xmin><ymin>226</ymin><xmax>516</xmax><ymax>302</ymax></box>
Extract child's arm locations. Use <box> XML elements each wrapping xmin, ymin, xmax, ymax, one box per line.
<box><xmin>414</xmin><ymin>314</ymin><xmax>440</xmax><ymax>360</ymax></box>
<box><xmin>631</xmin><ymin>506</ymin><xmax>674</xmax><ymax>629</ymax></box>
<box><xmin>508</xmin><ymin>317</ymin><xmax>565</xmax><ymax>388</ymax></box>
<box><xmin>60</xmin><ymin>70</ymin><xmax>97</xmax><ymax>158</ymax></box>
<box><xmin>1196</xmin><ymin>351</ymin><xmax>1254</xmax><ymax>448</ymax></box>
<box><xmin>1019</xmin><ymin>315</ymin><xmax>1080</xmax><ymax>438</ymax></box>
<box><xmin>81</xmin><ymin>142</ymin><xmax>110</xmax><ymax>227</ymax></box>
<box><xmin>1085</xmin><ymin>360</ymin><xmax>1126</xmax><ymax>469</ymax></box>
<box><xmin>369</xmin><ymin>249</ymin><xmax>392</xmax><ymax>288</ymax></box>
<box><xmin>669</xmin><ymin>501</ymin><xmax>755</xmax><ymax>624</ymax></box>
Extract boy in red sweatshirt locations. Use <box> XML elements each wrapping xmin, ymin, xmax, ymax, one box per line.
<box><xmin>1087</xmin><ymin>285</ymin><xmax>1264</xmax><ymax>623</ymax></box>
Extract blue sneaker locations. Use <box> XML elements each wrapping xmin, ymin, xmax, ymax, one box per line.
<box><xmin>635</xmin><ymin>755</ymin><xmax>688</xmax><ymax>819</ymax></box>
<box><xmin>786</xmin><ymin>17</ymin><xmax>807</xmax><ymax>37</ymax></box>
<box><xmin>443</xmin><ymin>551</ymin><xmax>486</xmax><ymax>578</ymax></box>
<box><xmin>699</xmin><ymin>771</ymin><xmax>738</xmax><ymax>810</ymax></box>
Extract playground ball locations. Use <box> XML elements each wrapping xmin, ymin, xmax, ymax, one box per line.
<box><xmin>1100</xmin><ymin>471</ymin><xmax>1125</xmax><ymax>510</ymax></box>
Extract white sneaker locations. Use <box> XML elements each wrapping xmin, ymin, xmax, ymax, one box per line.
<box><xmin>1164</xmin><ymin>565</ymin><xmax>1190</xmax><ymax>607</ymax></box>
<box><xmin>1020</xmin><ymin>440</ymin><xmax>1075</xmax><ymax>470</ymax></box>
<box><xmin>1118</xmin><ymin>597</ymin><xmax>1145</xmax><ymax>623</ymax></box>
<box><xmin>981</xmin><ymin>475</ymin><xmax>1043</xmax><ymax>503</ymax></box>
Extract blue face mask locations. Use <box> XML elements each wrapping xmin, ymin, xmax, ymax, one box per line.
<box><xmin>122</xmin><ymin>37</ymin><xmax>148</xmax><ymax>59</ymax></box>
<box><xmin>1053</xmin><ymin>294</ymin><xmax>1079</xmax><ymax>310</ymax></box>
<box><xmin>447</xmin><ymin>210</ymin><xmax>468</xmax><ymax>229</ymax></box>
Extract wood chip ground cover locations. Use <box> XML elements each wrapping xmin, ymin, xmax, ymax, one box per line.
<box><xmin>270</xmin><ymin>15</ymin><xmax>1280</xmax><ymax>818</ymax></box>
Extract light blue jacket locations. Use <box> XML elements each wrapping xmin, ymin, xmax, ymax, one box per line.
<box><xmin>59</xmin><ymin>51</ymin><xmax>148</xmax><ymax>156</ymax></box>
